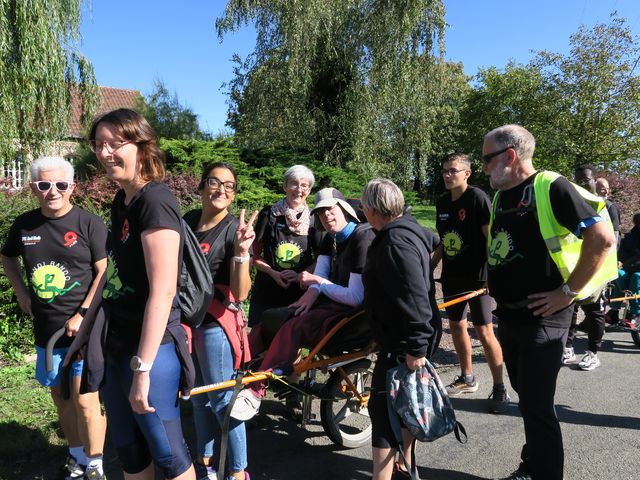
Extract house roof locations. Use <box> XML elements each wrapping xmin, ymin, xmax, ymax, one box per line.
<box><xmin>68</xmin><ymin>86</ymin><xmax>141</xmax><ymax>138</ymax></box>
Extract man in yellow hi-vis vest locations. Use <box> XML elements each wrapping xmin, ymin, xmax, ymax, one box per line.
<box><xmin>482</xmin><ymin>124</ymin><xmax>616</xmax><ymax>480</ymax></box>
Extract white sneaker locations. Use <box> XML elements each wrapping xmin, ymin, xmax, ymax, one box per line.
<box><xmin>562</xmin><ymin>347</ymin><xmax>576</xmax><ymax>364</ymax></box>
<box><xmin>230</xmin><ymin>389</ymin><xmax>261</xmax><ymax>421</ymax></box>
<box><xmin>577</xmin><ymin>350</ymin><xmax>601</xmax><ymax>371</ymax></box>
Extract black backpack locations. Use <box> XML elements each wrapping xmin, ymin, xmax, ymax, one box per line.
<box><xmin>178</xmin><ymin>219</ymin><xmax>214</xmax><ymax>328</ymax></box>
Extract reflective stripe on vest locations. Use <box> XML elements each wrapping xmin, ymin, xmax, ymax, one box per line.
<box><xmin>533</xmin><ymin>171</ymin><xmax>617</xmax><ymax>301</ymax></box>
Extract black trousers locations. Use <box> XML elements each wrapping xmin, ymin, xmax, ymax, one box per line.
<box><xmin>498</xmin><ymin>320</ymin><xmax>569</xmax><ymax>480</ymax></box>
<box><xmin>566</xmin><ymin>296</ymin><xmax>606</xmax><ymax>353</ymax></box>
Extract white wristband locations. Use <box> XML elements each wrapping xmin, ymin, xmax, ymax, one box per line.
<box><xmin>233</xmin><ymin>255</ymin><xmax>250</xmax><ymax>264</ymax></box>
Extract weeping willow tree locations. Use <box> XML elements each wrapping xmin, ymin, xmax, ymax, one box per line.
<box><xmin>0</xmin><ymin>0</ymin><xmax>98</xmax><ymax>162</ymax></box>
<box><xmin>218</xmin><ymin>0</ymin><xmax>467</xmax><ymax>189</ymax></box>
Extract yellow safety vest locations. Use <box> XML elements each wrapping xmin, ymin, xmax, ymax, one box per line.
<box><xmin>489</xmin><ymin>171</ymin><xmax>618</xmax><ymax>302</ymax></box>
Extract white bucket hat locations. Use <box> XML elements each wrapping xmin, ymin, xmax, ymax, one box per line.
<box><xmin>311</xmin><ymin>187</ymin><xmax>360</xmax><ymax>223</ymax></box>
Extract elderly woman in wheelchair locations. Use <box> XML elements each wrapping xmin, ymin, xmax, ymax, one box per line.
<box><xmin>234</xmin><ymin>187</ymin><xmax>375</xmax><ymax>420</ymax></box>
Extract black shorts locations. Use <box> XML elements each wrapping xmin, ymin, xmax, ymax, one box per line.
<box><xmin>442</xmin><ymin>280</ymin><xmax>493</xmax><ymax>326</ymax></box>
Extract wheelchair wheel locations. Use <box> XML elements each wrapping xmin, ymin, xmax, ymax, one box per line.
<box><xmin>632</xmin><ymin>330</ymin><xmax>640</xmax><ymax>347</ymax></box>
<box><xmin>320</xmin><ymin>359</ymin><xmax>373</xmax><ymax>449</ymax></box>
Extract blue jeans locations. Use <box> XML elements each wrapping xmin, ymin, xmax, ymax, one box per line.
<box><xmin>191</xmin><ymin>324</ymin><xmax>247</xmax><ymax>472</ymax></box>
<box><xmin>102</xmin><ymin>342</ymin><xmax>192</xmax><ymax>477</ymax></box>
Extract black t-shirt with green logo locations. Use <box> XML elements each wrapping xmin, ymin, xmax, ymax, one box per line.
<box><xmin>487</xmin><ymin>173</ymin><xmax>597</xmax><ymax>325</ymax></box>
<box><xmin>2</xmin><ymin>206</ymin><xmax>107</xmax><ymax>347</ymax></box>
<box><xmin>250</xmin><ymin>205</ymin><xmax>321</xmax><ymax>305</ymax></box>
<box><xmin>436</xmin><ymin>185</ymin><xmax>491</xmax><ymax>284</ymax></box>
<box><xmin>104</xmin><ymin>182</ymin><xmax>182</xmax><ymax>349</ymax></box>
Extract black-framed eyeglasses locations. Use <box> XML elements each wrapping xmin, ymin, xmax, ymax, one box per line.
<box><xmin>32</xmin><ymin>180</ymin><xmax>73</xmax><ymax>192</ymax></box>
<box><xmin>482</xmin><ymin>145</ymin><xmax>514</xmax><ymax>164</ymax></box>
<box><xmin>441</xmin><ymin>168</ymin><xmax>467</xmax><ymax>177</ymax></box>
<box><xmin>89</xmin><ymin>139</ymin><xmax>131</xmax><ymax>154</ymax></box>
<box><xmin>206</xmin><ymin>177</ymin><xmax>236</xmax><ymax>192</ymax></box>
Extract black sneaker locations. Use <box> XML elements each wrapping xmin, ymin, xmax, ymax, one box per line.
<box><xmin>488</xmin><ymin>385</ymin><xmax>511</xmax><ymax>414</ymax></box>
<box><xmin>496</xmin><ymin>468</ymin><xmax>532</xmax><ymax>480</ymax></box>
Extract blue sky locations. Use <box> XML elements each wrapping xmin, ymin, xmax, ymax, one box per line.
<box><xmin>80</xmin><ymin>0</ymin><xmax>640</xmax><ymax>134</ymax></box>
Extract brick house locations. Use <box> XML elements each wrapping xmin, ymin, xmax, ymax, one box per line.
<box><xmin>2</xmin><ymin>86</ymin><xmax>141</xmax><ymax>188</ymax></box>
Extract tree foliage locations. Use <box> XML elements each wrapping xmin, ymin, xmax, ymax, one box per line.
<box><xmin>532</xmin><ymin>15</ymin><xmax>640</xmax><ymax>172</ymax></box>
<box><xmin>464</xmin><ymin>15</ymin><xmax>640</xmax><ymax>178</ymax></box>
<box><xmin>136</xmin><ymin>79</ymin><xmax>209</xmax><ymax>140</ymax></box>
<box><xmin>217</xmin><ymin>0</ymin><xmax>467</xmax><ymax>190</ymax></box>
<box><xmin>0</xmin><ymin>0</ymin><xmax>98</xmax><ymax>159</ymax></box>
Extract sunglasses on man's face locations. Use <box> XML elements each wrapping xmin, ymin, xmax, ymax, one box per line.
<box><xmin>32</xmin><ymin>180</ymin><xmax>73</xmax><ymax>192</ymax></box>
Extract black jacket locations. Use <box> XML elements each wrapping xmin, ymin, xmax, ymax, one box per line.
<box><xmin>620</xmin><ymin>226</ymin><xmax>640</xmax><ymax>272</ymax></box>
<box><xmin>363</xmin><ymin>215</ymin><xmax>436</xmax><ymax>358</ymax></box>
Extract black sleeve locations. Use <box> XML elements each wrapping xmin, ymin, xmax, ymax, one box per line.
<box><xmin>1</xmin><ymin>217</ymin><xmax>23</xmax><ymax>257</ymax></box>
<box><xmin>318</xmin><ymin>232</ymin><xmax>334</xmax><ymax>257</ymax></box>
<box><xmin>87</xmin><ymin>214</ymin><xmax>108</xmax><ymax>263</ymax></box>
<box><xmin>377</xmin><ymin>242</ymin><xmax>433</xmax><ymax>357</ymax></box>
<box><xmin>608</xmin><ymin>202</ymin><xmax>621</xmax><ymax>232</ymax></box>
<box><xmin>309</xmin><ymin>226</ymin><xmax>324</xmax><ymax>257</ymax></box>
<box><xmin>435</xmin><ymin>194</ymin><xmax>444</xmax><ymax>233</ymax></box>
<box><xmin>254</xmin><ymin>205</ymin><xmax>272</xmax><ymax>245</ymax></box>
<box><xmin>349</xmin><ymin>227</ymin><xmax>374</xmax><ymax>274</ymax></box>
<box><xmin>477</xmin><ymin>188</ymin><xmax>491</xmax><ymax>226</ymax></box>
<box><xmin>549</xmin><ymin>177</ymin><xmax>598</xmax><ymax>235</ymax></box>
<box><xmin>137</xmin><ymin>184</ymin><xmax>182</xmax><ymax>234</ymax></box>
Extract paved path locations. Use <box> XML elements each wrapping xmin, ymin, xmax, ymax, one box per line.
<box><xmin>24</xmin><ymin>328</ymin><xmax>640</xmax><ymax>480</ymax></box>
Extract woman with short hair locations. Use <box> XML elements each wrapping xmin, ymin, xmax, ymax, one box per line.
<box><xmin>361</xmin><ymin>178</ymin><xmax>439</xmax><ymax>480</ymax></box>
<box><xmin>248</xmin><ymin>164</ymin><xmax>321</xmax><ymax>326</ymax></box>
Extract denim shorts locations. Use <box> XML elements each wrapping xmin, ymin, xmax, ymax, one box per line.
<box><xmin>35</xmin><ymin>346</ymin><xmax>83</xmax><ymax>387</ymax></box>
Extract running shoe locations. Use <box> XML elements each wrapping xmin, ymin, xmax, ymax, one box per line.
<box><xmin>562</xmin><ymin>347</ymin><xmax>576</xmax><ymax>364</ymax></box>
<box><xmin>445</xmin><ymin>375</ymin><xmax>479</xmax><ymax>396</ymax></box>
<box><xmin>230</xmin><ymin>389</ymin><xmax>261</xmax><ymax>421</ymax></box>
<box><xmin>577</xmin><ymin>350</ymin><xmax>601</xmax><ymax>371</ymax></box>
<box><xmin>488</xmin><ymin>384</ymin><xmax>511</xmax><ymax>414</ymax></box>
<box><xmin>59</xmin><ymin>455</ymin><xmax>85</xmax><ymax>480</ymax></box>
<box><xmin>83</xmin><ymin>465</ymin><xmax>106</xmax><ymax>480</ymax></box>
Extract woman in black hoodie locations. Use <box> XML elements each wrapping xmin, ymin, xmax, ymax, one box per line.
<box><xmin>361</xmin><ymin>178</ymin><xmax>438</xmax><ymax>480</ymax></box>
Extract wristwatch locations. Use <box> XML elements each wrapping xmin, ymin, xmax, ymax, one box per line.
<box><xmin>130</xmin><ymin>356</ymin><xmax>153</xmax><ymax>372</ymax></box>
<box><xmin>561</xmin><ymin>283</ymin><xmax>579</xmax><ymax>298</ymax></box>
<box><xmin>76</xmin><ymin>307</ymin><xmax>88</xmax><ymax>317</ymax></box>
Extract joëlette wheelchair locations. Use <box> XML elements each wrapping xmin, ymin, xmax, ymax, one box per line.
<box><xmin>188</xmin><ymin>288</ymin><xmax>487</xmax><ymax>449</ymax></box>
<box><xmin>606</xmin><ymin>277</ymin><xmax>640</xmax><ymax>347</ymax></box>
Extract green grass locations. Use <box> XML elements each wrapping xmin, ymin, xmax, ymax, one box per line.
<box><xmin>0</xmin><ymin>363</ymin><xmax>64</xmax><ymax>479</ymax></box>
<box><xmin>411</xmin><ymin>204</ymin><xmax>436</xmax><ymax>230</ymax></box>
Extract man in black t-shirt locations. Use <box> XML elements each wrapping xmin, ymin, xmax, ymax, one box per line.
<box><xmin>1</xmin><ymin>157</ymin><xmax>107</xmax><ymax>479</ymax></box>
<box><xmin>483</xmin><ymin>125</ymin><xmax>615</xmax><ymax>480</ymax></box>
<box><xmin>433</xmin><ymin>153</ymin><xmax>509</xmax><ymax>414</ymax></box>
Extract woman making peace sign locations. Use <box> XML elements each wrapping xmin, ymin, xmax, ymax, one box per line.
<box><xmin>184</xmin><ymin>162</ymin><xmax>258</xmax><ymax>480</ymax></box>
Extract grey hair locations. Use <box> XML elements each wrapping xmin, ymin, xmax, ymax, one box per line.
<box><xmin>283</xmin><ymin>164</ymin><xmax>315</xmax><ymax>189</ymax></box>
<box><xmin>485</xmin><ymin>124</ymin><xmax>536</xmax><ymax>162</ymax></box>
<box><xmin>361</xmin><ymin>178</ymin><xmax>404</xmax><ymax>218</ymax></box>
<box><xmin>30</xmin><ymin>156</ymin><xmax>74</xmax><ymax>182</ymax></box>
